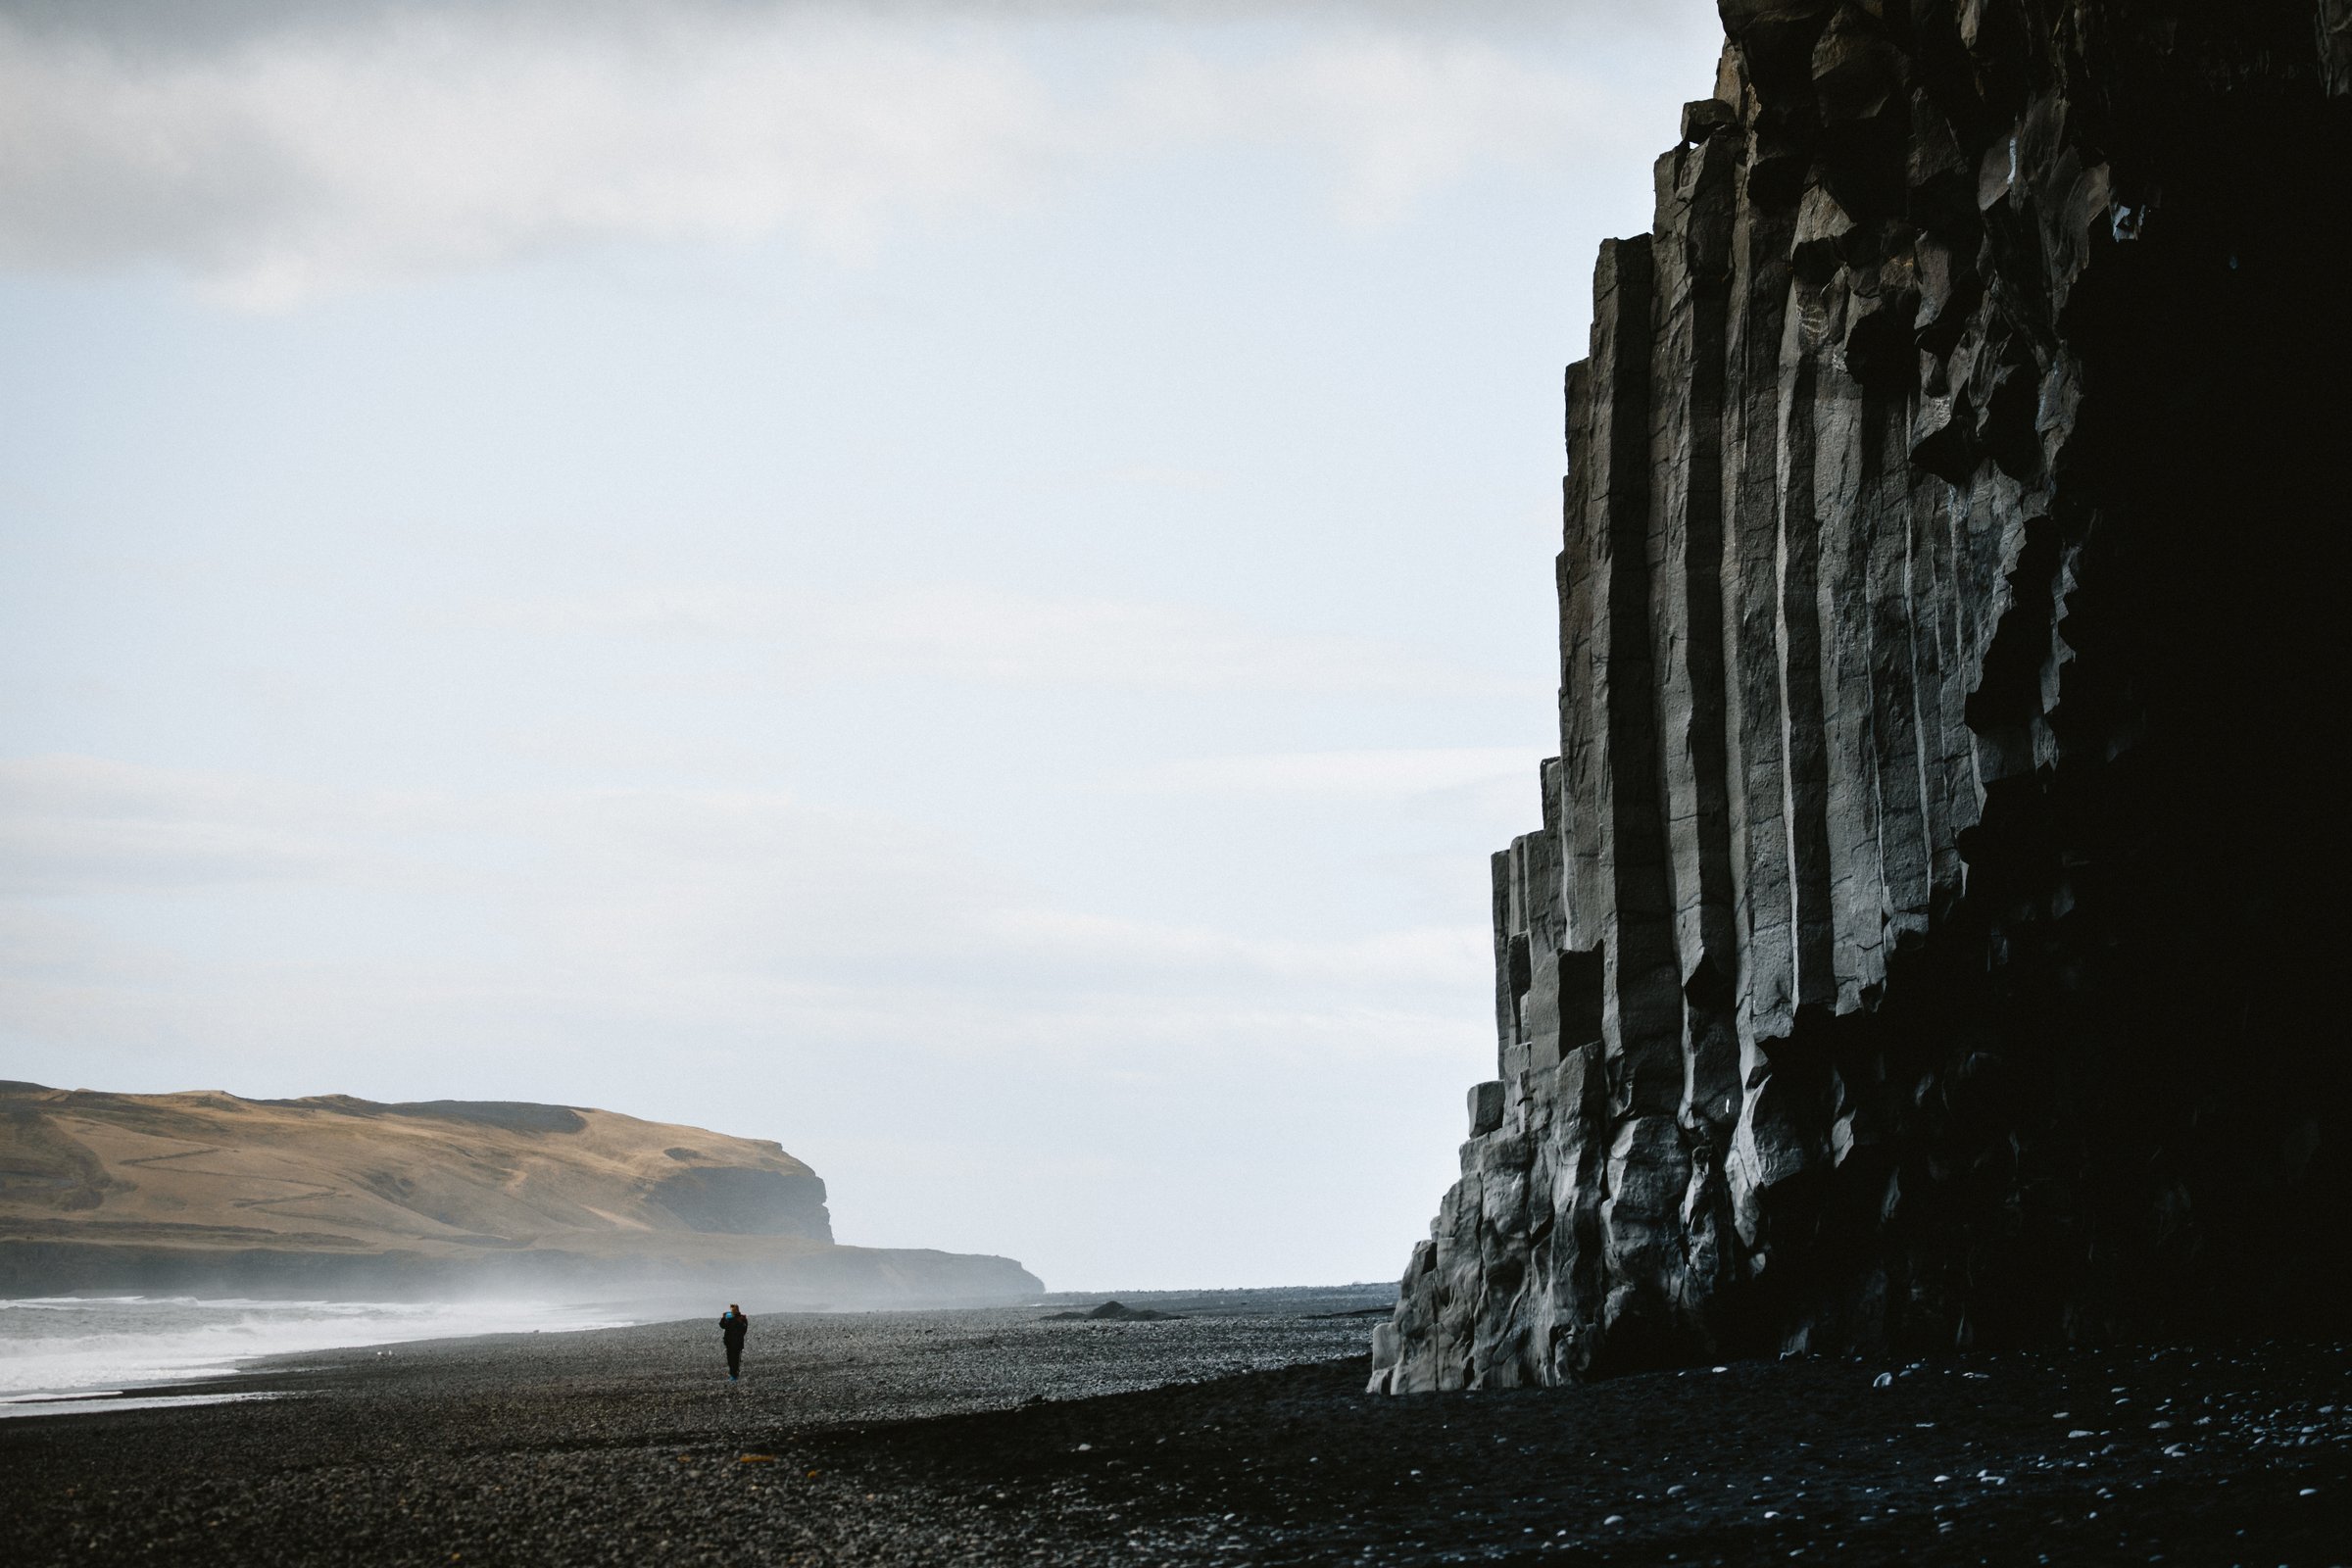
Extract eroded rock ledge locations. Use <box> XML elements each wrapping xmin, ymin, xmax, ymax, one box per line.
<box><xmin>1376</xmin><ymin>0</ymin><xmax>2352</xmax><ymax>1392</ymax></box>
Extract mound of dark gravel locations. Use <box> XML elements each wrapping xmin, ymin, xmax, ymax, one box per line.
<box><xmin>1042</xmin><ymin>1301</ymin><xmax>1187</xmax><ymax>1322</ymax></box>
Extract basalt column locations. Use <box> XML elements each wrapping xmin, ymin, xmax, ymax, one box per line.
<box><xmin>1372</xmin><ymin>0</ymin><xmax>2352</xmax><ymax>1393</ymax></box>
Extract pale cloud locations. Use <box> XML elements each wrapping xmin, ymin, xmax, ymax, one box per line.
<box><xmin>977</xmin><ymin>905</ymin><xmax>1486</xmax><ymax>988</ymax></box>
<box><xmin>0</xmin><ymin>0</ymin><xmax>1717</xmax><ymax>306</ymax></box>
<box><xmin>1119</xmin><ymin>31</ymin><xmax>1638</xmax><ymax>228</ymax></box>
<box><xmin>0</xmin><ymin>755</ymin><xmax>356</xmax><ymax>891</ymax></box>
<box><xmin>0</xmin><ymin>755</ymin><xmax>1488</xmax><ymax>1065</ymax></box>
<box><xmin>1134</xmin><ymin>745</ymin><xmax>1547</xmax><ymax>799</ymax></box>
<box><xmin>0</xmin><ymin>8</ymin><xmax>1061</xmax><ymax>305</ymax></box>
<box><xmin>472</xmin><ymin>581</ymin><xmax>1534</xmax><ymax>696</ymax></box>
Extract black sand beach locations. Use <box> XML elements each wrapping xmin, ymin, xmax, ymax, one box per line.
<box><xmin>3</xmin><ymin>1295</ymin><xmax>2346</xmax><ymax>1566</ymax></box>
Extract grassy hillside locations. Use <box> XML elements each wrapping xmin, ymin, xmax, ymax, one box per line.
<box><xmin>0</xmin><ymin>1083</ymin><xmax>1038</xmax><ymax>1305</ymax></box>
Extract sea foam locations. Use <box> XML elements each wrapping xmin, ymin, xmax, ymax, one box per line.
<box><xmin>0</xmin><ymin>1296</ymin><xmax>633</xmax><ymax>1400</ymax></box>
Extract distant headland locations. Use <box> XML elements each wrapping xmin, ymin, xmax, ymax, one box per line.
<box><xmin>0</xmin><ymin>1081</ymin><xmax>1040</xmax><ymax>1306</ymax></box>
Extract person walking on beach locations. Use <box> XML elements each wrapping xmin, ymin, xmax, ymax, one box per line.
<box><xmin>719</xmin><ymin>1303</ymin><xmax>749</xmax><ymax>1382</ymax></box>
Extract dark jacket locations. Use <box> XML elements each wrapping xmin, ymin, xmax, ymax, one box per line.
<box><xmin>719</xmin><ymin>1310</ymin><xmax>749</xmax><ymax>1346</ymax></box>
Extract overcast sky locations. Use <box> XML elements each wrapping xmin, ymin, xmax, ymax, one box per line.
<box><xmin>0</xmin><ymin>0</ymin><xmax>1724</xmax><ymax>1291</ymax></box>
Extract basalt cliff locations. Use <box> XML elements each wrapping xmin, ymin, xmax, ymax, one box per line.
<box><xmin>0</xmin><ymin>1083</ymin><xmax>1041</xmax><ymax>1306</ymax></box>
<box><xmin>1375</xmin><ymin>0</ymin><xmax>2351</xmax><ymax>1392</ymax></box>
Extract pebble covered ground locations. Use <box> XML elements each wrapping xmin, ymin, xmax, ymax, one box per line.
<box><xmin>2</xmin><ymin>1296</ymin><xmax>2344</xmax><ymax>1566</ymax></box>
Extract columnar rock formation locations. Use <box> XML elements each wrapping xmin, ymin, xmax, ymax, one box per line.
<box><xmin>1375</xmin><ymin>0</ymin><xmax>2351</xmax><ymax>1392</ymax></box>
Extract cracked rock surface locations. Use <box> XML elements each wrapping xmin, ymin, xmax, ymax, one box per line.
<box><xmin>1377</xmin><ymin>0</ymin><xmax>2352</xmax><ymax>1392</ymax></box>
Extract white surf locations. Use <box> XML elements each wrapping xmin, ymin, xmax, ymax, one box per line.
<box><xmin>0</xmin><ymin>1296</ymin><xmax>635</xmax><ymax>1403</ymax></box>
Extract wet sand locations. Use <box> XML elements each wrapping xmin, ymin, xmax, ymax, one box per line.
<box><xmin>2</xmin><ymin>1298</ymin><xmax>2344</xmax><ymax>1565</ymax></box>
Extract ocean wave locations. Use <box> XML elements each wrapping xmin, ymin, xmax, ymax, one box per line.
<box><xmin>0</xmin><ymin>1298</ymin><xmax>635</xmax><ymax>1398</ymax></box>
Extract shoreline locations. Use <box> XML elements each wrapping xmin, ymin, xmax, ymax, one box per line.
<box><xmin>0</xmin><ymin>1389</ymin><xmax>296</xmax><ymax>1421</ymax></box>
<box><xmin>3</xmin><ymin>1308</ymin><xmax>2344</xmax><ymax>1565</ymax></box>
<box><xmin>0</xmin><ymin>1293</ymin><xmax>660</xmax><ymax>1412</ymax></box>
<box><xmin>0</xmin><ymin>1285</ymin><xmax>1396</xmax><ymax>1414</ymax></box>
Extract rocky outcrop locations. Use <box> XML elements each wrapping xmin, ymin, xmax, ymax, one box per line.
<box><xmin>0</xmin><ymin>1083</ymin><xmax>1042</xmax><ymax>1307</ymax></box>
<box><xmin>1375</xmin><ymin>0</ymin><xmax>2352</xmax><ymax>1392</ymax></box>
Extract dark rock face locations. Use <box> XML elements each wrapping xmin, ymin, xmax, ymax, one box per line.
<box><xmin>380</xmin><ymin>1102</ymin><xmax>590</xmax><ymax>1135</ymax></box>
<box><xmin>1375</xmin><ymin>0</ymin><xmax>2352</xmax><ymax>1393</ymax></box>
<box><xmin>645</xmin><ymin>1166</ymin><xmax>832</xmax><ymax>1239</ymax></box>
